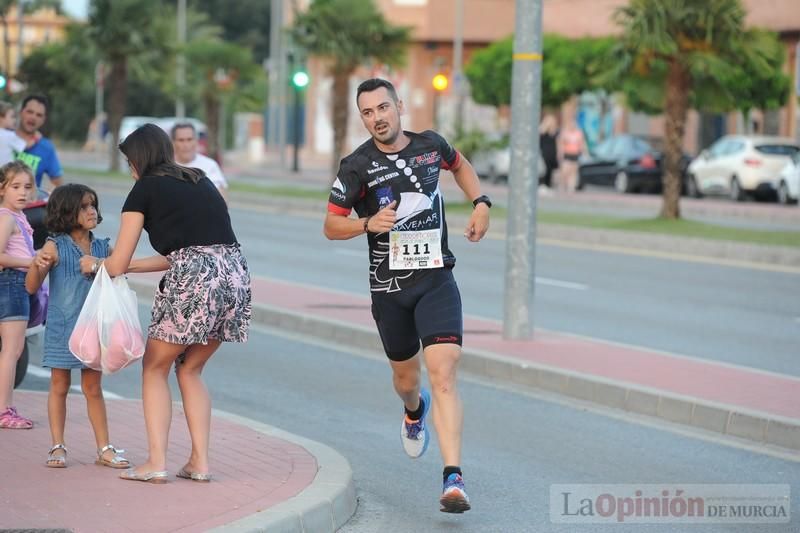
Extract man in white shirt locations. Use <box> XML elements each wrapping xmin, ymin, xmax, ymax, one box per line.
<box><xmin>0</xmin><ymin>101</ymin><xmax>24</xmax><ymax>164</ymax></box>
<box><xmin>171</xmin><ymin>122</ymin><xmax>228</xmax><ymax>202</ymax></box>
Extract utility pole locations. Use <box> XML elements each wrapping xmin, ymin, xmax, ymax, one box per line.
<box><xmin>95</xmin><ymin>62</ymin><xmax>105</xmax><ymax>147</ymax></box>
<box><xmin>176</xmin><ymin>0</ymin><xmax>186</xmax><ymax>119</ymax></box>
<box><xmin>503</xmin><ymin>0</ymin><xmax>543</xmax><ymax>339</ymax></box>
<box><xmin>16</xmin><ymin>0</ymin><xmax>26</xmax><ymax>72</ymax></box>
<box><xmin>452</xmin><ymin>0</ymin><xmax>465</xmax><ymax>134</ymax></box>
<box><xmin>268</xmin><ymin>0</ymin><xmax>281</xmax><ymax>149</ymax></box>
<box><xmin>269</xmin><ymin>0</ymin><xmax>289</xmax><ymax>167</ymax></box>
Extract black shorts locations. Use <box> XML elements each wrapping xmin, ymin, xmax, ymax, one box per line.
<box><xmin>370</xmin><ymin>268</ymin><xmax>463</xmax><ymax>361</ymax></box>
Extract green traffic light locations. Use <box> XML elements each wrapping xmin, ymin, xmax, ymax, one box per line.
<box><xmin>292</xmin><ymin>71</ymin><xmax>309</xmax><ymax>88</ymax></box>
<box><xmin>0</xmin><ymin>76</ymin><xmax>6</xmax><ymax>90</ymax></box>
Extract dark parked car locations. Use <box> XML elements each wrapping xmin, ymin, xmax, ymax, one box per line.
<box><xmin>12</xmin><ymin>191</ymin><xmax>49</xmax><ymax>388</ymax></box>
<box><xmin>578</xmin><ymin>134</ymin><xmax>689</xmax><ymax>194</ymax></box>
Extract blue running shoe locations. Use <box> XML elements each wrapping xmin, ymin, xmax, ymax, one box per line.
<box><xmin>440</xmin><ymin>473</ymin><xmax>471</xmax><ymax>513</ymax></box>
<box><xmin>400</xmin><ymin>388</ymin><xmax>431</xmax><ymax>458</ymax></box>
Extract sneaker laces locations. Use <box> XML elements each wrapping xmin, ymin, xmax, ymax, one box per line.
<box><xmin>404</xmin><ymin>417</ymin><xmax>424</xmax><ymax>440</ymax></box>
<box><xmin>444</xmin><ymin>474</ymin><xmax>466</xmax><ymax>492</ymax></box>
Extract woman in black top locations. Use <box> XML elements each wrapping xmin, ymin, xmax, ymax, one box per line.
<box><xmin>82</xmin><ymin>124</ymin><xmax>251</xmax><ymax>483</ymax></box>
<box><xmin>539</xmin><ymin>114</ymin><xmax>559</xmax><ymax>188</ymax></box>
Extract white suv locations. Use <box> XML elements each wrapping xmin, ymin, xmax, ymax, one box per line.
<box><xmin>686</xmin><ymin>135</ymin><xmax>799</xmax><ymax>201</ymax></box>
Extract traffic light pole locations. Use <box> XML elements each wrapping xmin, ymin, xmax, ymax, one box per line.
<box><xmin>292</xmin><ymin>85</ymin><xmax>300</xmax><ymax>172</ymax></box>
<box><xmin>503</xmin><ymin>0</ymin><xmax>543</xmax><ymax>340</ymax></box>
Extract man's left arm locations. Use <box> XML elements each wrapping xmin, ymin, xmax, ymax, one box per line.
<box><xmin>46</xmin><ymin>143</ymin><xmax>63</xmax><ymax>188</ymax></box>
<box><xmin>450</xmin><ymin>155</ymin><xmax>490</xmax><ymax>242</ymax></box>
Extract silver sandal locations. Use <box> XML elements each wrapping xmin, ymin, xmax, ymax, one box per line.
<box><xmin>46</xmin><ymin>444</ymin><xmax>67</xmax><ymax>468</ymax></box>
<box><xmin>177</xmin><ymin>467</ymin><xmax>212</xmax><ymax>482</ymax></box>
<box><xmin>95</xmin><ymin>444</ymin><xmax>130</xmax><ymax>469</ymax></box>
<box><xmin>119</xmin><ymin>468</ymin><xmax>168</xmax><ymax>484</ymax></box>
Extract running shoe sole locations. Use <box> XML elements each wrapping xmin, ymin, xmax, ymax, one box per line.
<box><xmin>440</xmin><ymin>490</ymin><xmax>471</xmax><ymax>513</ymax></box>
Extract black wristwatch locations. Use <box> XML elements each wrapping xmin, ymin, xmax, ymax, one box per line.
<box><xmin>472</xmin><ymin>195</ymin><xmax>492</xmax><ymax>209</ymax></box>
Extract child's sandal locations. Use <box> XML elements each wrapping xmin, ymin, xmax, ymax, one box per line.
<box><xmin>46</xmin><ymin>444</ymin><xmax>67</xmax><ymax>468</ymax></box>
<box><xmin>95</xmin><ymin>444</ymin><xmax>130</xmax><ymax>469</ymax></box>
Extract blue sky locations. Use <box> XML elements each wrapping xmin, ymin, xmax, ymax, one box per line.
<box><xmin>61</xmin><ymin>0</ymin><xmax>88</xmax><ymax>19</ymax></box>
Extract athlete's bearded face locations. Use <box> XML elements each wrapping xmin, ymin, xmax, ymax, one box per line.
<box><xmin>357</xmin><ymin>87</ymin><xmax>403</xmax><ymax>147</ymax></box>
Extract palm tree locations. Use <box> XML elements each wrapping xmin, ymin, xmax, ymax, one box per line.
<box><xmin>612</xmin><ymin>0</ymin><xmax>750</xmax><ymax>219</ymax></box>
<box><xmin>291</xmin><ymin>0</ymin><xmax>410</xmax><ymax>174</ymax></box>
<box><xmin>88</xmin><ymin>0</ymin><xmax>170</xmax><ymax>171</ymax></box>
<box><xmin>184</xmin><ymin>39</ymin><xmax>256</xmax><ymax>162</ymax></box>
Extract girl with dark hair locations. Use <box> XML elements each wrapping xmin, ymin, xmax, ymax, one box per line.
<box><xmin>81</xmin><ymin>123</ymin><xmax>251</xmax><ymax>484</ymax></box>
<box><xmin>25</xmin><ymin>183</ymin><xmax>130</xmax><ymax>469</ymax></box>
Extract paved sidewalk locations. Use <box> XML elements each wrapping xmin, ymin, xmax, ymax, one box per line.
<box><xmin>126</xmin><ymin>272</ymin><xmax>800</xmax><ymax>455</ymax></box>
<box><xmin>0</xmin><ymin>391</ymin><xmax>355</xmax><ymax>532</ymax></box>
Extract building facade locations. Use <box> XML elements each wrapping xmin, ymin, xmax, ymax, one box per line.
<box><xmin>300</xmin><ymin>0</ymin><xmax>800</xmax><ymax>159</ymax></box>
<box><xmin>0</xmin><ymin>6</ymin><xmax>69</xmax><ymax>78</ymax></box>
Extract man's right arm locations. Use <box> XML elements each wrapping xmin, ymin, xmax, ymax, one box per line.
<box><xmin>324</xmin><ymin>200</ymin><xmax>397</xmax><ymax>240</ymax></box>
<box><xmin>323</xmin><ymin>212</ymin><xmax>370</xmax><ymax>240</ymax></box>
<box><xmin>324</xmin><ymin>161</ymin><xmax>364</xmax><ymax>240</ymax></box>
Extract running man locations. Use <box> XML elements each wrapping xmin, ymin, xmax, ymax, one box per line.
<box><xmin>324</xmin><ymin>78</ymin><xmax>491</xmax><ymax>513</ymax></box>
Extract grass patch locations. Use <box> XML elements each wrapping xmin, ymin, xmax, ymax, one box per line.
<box><xmin>536</xmin><ymin>210</ymin><xmax>800</xmax><ymax>248</ymax></box>
<box><xmin>229</xmin><ymin>182</ymin><xmax>328</xmax><ymax>200</ymax></box>
<box><xmin>64</xmin><ymin>166</ymin><xmax>129</xmax><ymax>181</ymax></box>
<box><xmin>448</xmin><ymin>202</ymin><xmax>799</xmax><ymax>248</ymax></box>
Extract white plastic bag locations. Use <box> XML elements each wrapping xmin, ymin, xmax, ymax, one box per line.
<box><xmin>69</xmin><ymin>265</ymin><xmax>145</xmax><ymax>374</ymax></box>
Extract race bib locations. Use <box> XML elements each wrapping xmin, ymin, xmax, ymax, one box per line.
<box><xmin>389</xmin><ymin>229</ymin><xmax>443</xmax><ymax>270</ymax></box>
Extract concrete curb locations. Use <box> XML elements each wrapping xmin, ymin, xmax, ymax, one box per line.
<box><xmin>208</xmin><ymin>410</ymin><xmax>356</xmax><ymax>533</ymax></box>
<box><xmin>128</xmin><ymin>277</ymin><xmax>800</xmax><ymax>454</ymax></box>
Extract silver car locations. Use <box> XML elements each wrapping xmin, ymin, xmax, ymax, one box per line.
<box><xmin>471</xmin><ymin>146</ymin><xmax>545</xmax><ymax>183</ymax></box>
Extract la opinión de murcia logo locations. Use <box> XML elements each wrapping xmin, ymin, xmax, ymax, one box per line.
<box><xmin>550</xmin><ymin>484</ymin><xmax>790</xmax><ymax>524</ymax></box>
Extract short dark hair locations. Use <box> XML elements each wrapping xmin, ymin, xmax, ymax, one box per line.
<box><xmin>119</xmin><ymin>123</ymin><xmax>203</xmax><ymax>183</ymax></box>
<box><xmin>21</xmin><ymin>94</ymin><xmax>49</xmax><ymax>114</ymax></box>
<box><xmin>170</xmin><ymin>122</ymin><xmax>196</xmax><ymax>140</ymax></box>
<box><xmin>45</xmin><ymin>183</ymin><xmax>103</xmax><ymax>234</ymax></box>
<box><xmin>356</xmin><ymin>78</ymin><xmax>399</xmax><ymax>107</ymax></box>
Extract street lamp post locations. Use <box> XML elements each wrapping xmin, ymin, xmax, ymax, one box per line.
<box><xmin>176</xmin><ymin>0</ymin><xmax>186</xmax><ymax>119</ymax></box>
<box><xmin>503</xmin><ymin>0</ymin><xmax>544</xmax><ymax>339</ymax></box>
<box><xmin>95</xmin><ymin>61</ymin><xmax>105</xmax><ymax>147</ymax></box>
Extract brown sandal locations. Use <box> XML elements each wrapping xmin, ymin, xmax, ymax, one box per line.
<box><xmin>95</xmin><ymin>444</ymin><xmax>130</xmax><ymax>469</ymax></box>
<box><xmin>46</xmin><ymin>444</ymin><xmax>67</xmax><ymax>468</ymax></box>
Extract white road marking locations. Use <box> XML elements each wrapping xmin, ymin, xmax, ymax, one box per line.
<box><xmin>535</xmin><ymin>276</ymin><xmax>588</xmax><ymax>290</ymax></box>
<box><xmin>26</xmin><ymin>365</ymin><xmax>125</xmax><ymax>399</ymax></box>
<box><xmin>536</xmin><ymin>237</ymin><xmax>800</xmax><ymax>275</ymax></box>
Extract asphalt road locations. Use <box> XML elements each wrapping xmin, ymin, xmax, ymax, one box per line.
<box><xmin>17</xmin><ymin>186</ymin><xmax>800</xmax><ymax>531</ymax></box>
<box><xmin>19</xmin><ymin>323</ymin><xmax>800</xmax><ymax>533</ymax></box>
<box><xmin>78</xmin><ymin>188</ymin><xmax>800</xmax><ymax>378</ymax></box>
